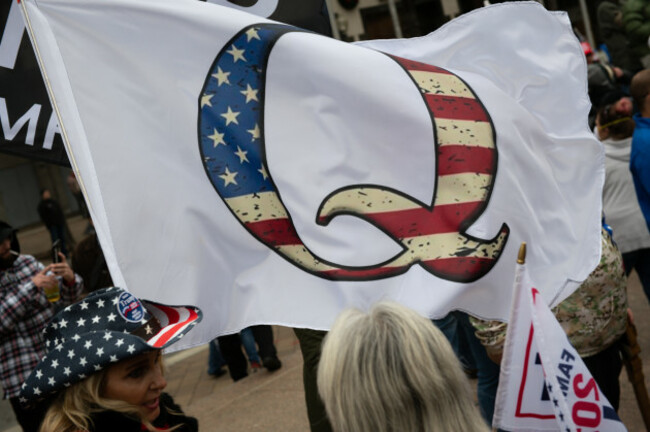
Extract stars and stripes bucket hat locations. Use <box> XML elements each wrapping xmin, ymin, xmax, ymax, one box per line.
<box><xmin>20</xmin><ymin>286</ymin><xmax>202</xmax><ymax>402</ymax></box>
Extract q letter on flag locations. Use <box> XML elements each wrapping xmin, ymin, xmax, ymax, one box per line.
<box><xmin>494</xmin><ymin>263</ymin><xmax>626</xmax><ymax>431</ymax></box>
<box><xmin>19</xmin><ymin>0</ymin><xmax>603</xmax><ymax>349</ymax></box>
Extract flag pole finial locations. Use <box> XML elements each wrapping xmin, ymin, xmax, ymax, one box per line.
<box><xmin>517</xmin><ymin>242</ymin><xmax>526</xmax><ymax>264</ymax></box>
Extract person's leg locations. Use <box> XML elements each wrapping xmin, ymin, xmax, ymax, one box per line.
<box><xmin>251</xmin><ymin>325</ymin><xmax>282</xmax><ymax>371</ymax></box>
<box><xmin>207</xmin><ymin>339</ymin><xmax>226</xmax><ymax>376</ymax></box>
<box><xmin>63</xmin><ymin>222</ymin><xmax>76</xmax><ymax>256</ymax></box>
<box><xmin>293</xmin><ymin>328</ymin><xmax>333</xmax><ymax>432</ymax></box>
<box><xmin>582</xmin><ymin>341</ymin><xmax>622</xmax><ymax>411</ymax></box>
<box><xmin>621</xmin><ymin>250</ymin><xmax>637</xmax><ymax>277</ymax></box>
<box><xmin>48</xmin><ymin>226</ymin><xmax>57</xmax><ymax>246</ymax></box>
<box><xmin>632</xmin><ymin>248</ymin><xmax>650</xmax><ymax>304</ymax></box>
<box><xmin>52</xmin><ymin>224</ymin><xmax>68</xmax><ymax>257</ymax></box>
<box><xmin>9</xmin><ymin>397</ymin><xmax>49</xmax><ymax>432</ymax></box>
<box><xmin>240</xmin><ymin>327</ymin><xmax>262</xmax><ymax>365</ymax></box>
<box><xmin>217</xmin><ymin>333</ymin><xmax>248</xmax><ymax>381</ymax></box>
<box><xmin>455</xmin><ymin>311</ymin><xmax>500</xmax><ymax>426</ymax></box>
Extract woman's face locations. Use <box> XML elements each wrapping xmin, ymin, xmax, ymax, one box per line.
<box><xmin>103</xmin><ymin>350</ymin><xmax>167</xmax><ymax>422</ymax></box>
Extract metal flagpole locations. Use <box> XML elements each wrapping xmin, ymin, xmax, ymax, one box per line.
<box><xmin>324</xmin><ymin>0</ymin><xmax>341</xmax><ymax>40</ymax></box>
<box><xmin>18</xmin><ymin>0</ymin><xmax>93</xmax><ymax>217</ymax></box>
<box><xmin>386</xmin><ymin>0</ymin><xmax>403</xmax><ymax>39</ymax></box>
<box><xmin>577</xmin><ymin>0</ymin><xmax>596</xmax><ymax>50</ymax></box>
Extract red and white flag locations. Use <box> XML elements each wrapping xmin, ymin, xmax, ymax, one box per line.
<box><xmin>494</xmin><ymin>255</ymin><xmax>626</xmax><ymax>431</ymax></box>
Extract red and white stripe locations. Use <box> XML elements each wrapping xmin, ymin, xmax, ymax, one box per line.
<box><xmin>146</xmin><ymin>303</ymin><xmax>199</xmax><ymax>348</ymax></box>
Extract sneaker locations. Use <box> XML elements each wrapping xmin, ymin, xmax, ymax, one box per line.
<box><xmin>250</xmin><ymin>361</ymin><xmax>263</xmax><ymax>372</ymax></box>
<box><xmin>262</xmin><ymin>356</ymin><xmax>282</xmax><ymax>372</ymax></box>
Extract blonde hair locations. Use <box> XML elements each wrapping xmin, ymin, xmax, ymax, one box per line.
<box><xmin>39</xmin><ymin>357</ymin><xmax>171</xmax><ymax>432</ymax></box>
<box><xmin>317</xmin><ymin>302</ymin><xmax>490</xmax><ymax>432</ymax></box>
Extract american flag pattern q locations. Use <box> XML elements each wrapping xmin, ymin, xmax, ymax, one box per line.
<box><xmin>199</xmin><ymin>24</ymin><xmax>509</xmax><ymax>283</ymax></box>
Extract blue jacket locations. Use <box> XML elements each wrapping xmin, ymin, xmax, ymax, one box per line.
<box><xmin>630</xmin><ymin>113</ymin><xmax>650</xmax><ymax>231</ymax></box>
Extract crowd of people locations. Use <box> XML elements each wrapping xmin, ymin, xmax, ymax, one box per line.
<box><xmin>4</xmin><ymin>1</ymin><xmax>650</xmax><ymax>431</ymax></box>
<box><xmin>1</xmin><ymin>178</ymin><xmax>288</xmax><ymax>432</ymax></box>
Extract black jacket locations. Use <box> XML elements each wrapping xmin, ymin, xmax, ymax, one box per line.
<box><xmin>37</xmin><ymin>198</ymin><xmax>65</xmax><ymax>228</ymax></box>
<box><xmin>89</xmin><ymin>393</ymin><xmax>198</xmax><ymax>432</ymax></box>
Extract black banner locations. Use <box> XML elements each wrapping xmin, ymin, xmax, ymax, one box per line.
<box><xmin>0</xmin><ymin>0</ymin><xmax>331</xmax><ymax>167</ymax></box>
<box><xmin>0</xmin><ymin>1</ymin><xmax>68</xmax><ymax>166</ymax></box>
<box><xmin>204</xmin><ymin>0</ymin><xmax>333</xmax><ymax>36</ymax></box>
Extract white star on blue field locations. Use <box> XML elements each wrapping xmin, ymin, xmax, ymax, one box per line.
<box><xmin>199</xmin><ymin>24</ymin><xmax>296</xmax><ymax>200</ymax></box>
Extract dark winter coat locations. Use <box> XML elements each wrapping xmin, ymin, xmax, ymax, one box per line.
<box><xmin>622</xmin><ymin>0</ymin><xmax>650</xmax><ymax>61</ymax></box>
<box><xmin>598</xmin><ymin>1</ymin><xmax>640</xmax><ymax>71</ymax></box>
<box><xmin>37</xmin><ymin>198</ymin><xmax>65</xmax><ymax>228</ymax></box>
<box><xmin>88</xmin><ymin>393</ymin><xmax>198</xmax><ymax>432</ymax></box>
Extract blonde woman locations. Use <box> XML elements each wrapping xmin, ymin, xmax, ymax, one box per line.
<box><xmin>19</xmin><ymin>287</ymin><xmax>202</xmax><ymax>432</ymax></box>
<box><xmin>317</xmin><ymin>302</ymin><xmax>489</xmax><ymax>432</ymax></box>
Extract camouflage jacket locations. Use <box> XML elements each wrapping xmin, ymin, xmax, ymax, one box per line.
<box><xmin>471</xmin><ymin>228</ymin><xmax>628</xmax><ymax>358</ymax></box>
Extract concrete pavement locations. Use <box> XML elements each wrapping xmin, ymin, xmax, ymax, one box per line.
<box><xmin>164</xmin><ymin>327</ymin><xmax>308</xmax><ymax>431</ymax></box>
<box><xmin>2</xmin><ymin>215</ymin><xmax>650</xmax><ymax>431</ymax></box>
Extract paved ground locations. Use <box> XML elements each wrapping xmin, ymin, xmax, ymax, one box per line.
<box><xmin>2</xmin><ymin>215</ymin><xmax>650</xmax><ymax>431</ymax></box>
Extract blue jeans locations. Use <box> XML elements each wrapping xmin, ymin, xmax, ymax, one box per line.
<box><xmin>217</xmin><ymin>325</ymin><xmax>279</xmax><ymax>381</ymax></box>
<box><xmin>240</xmin><ymin>327</ymin><xmax>261</xmax><ymax>364</ymax></box>
<box><xmin>208</xmin><ymin>339</ymin><xmax>225</xmax><ymax>375</ymax></box>
<box><xmin>210</xmin><ymin>330</ymin><xmax>261</xmax><ymax>370</ymax></box>
<box><xmin>433</xmin><ymin>311</ymin><xmax>500</xmax><ymax>426</ymax></box>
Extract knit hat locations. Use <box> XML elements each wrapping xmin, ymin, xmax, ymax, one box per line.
<box><xmin>0</xmin><ymin>220</ymin><xmax>19</xmax><ymax>252</ymax></box>
<box><xmin>0</xmin><ymin>220</ymin><xmax>14</xmax><ymax>242</ymax></box>
<box><xmin>19</xmin><ymin>287</ymin><xmax>202</xmax><ymax>403</ymax></box>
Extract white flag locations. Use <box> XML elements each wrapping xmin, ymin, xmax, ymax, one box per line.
<box><xmin>20</xmin><ymin>0</ymin><xmax>603</xmax><ymax>348</ymax></box>
<box><xmin>494</xmin><ymin>260</ymin><xmax>626</xmax><ymax>431</ymax></box>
